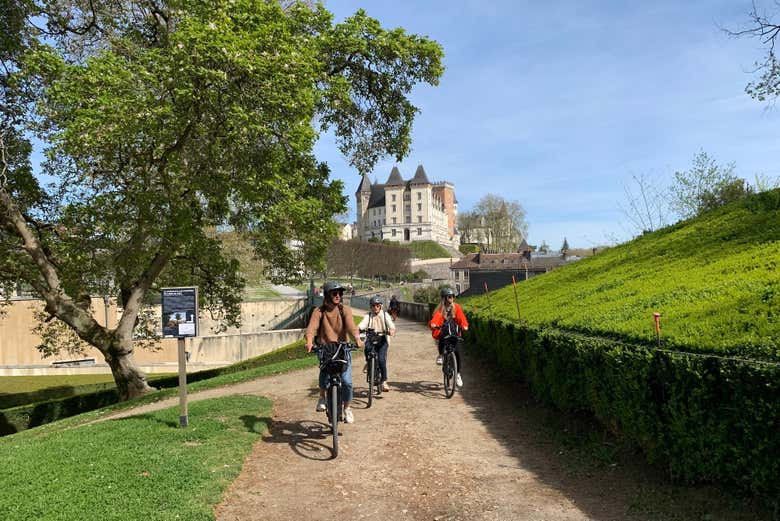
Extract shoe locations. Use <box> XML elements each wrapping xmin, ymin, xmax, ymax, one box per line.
<box><xmin>381</xmin><ymin>381</ymin><xmax>390</xmax><ymax>392</ymax></box>
<box><xmin>315</xmin><ymin>397</ymin><xmax>326</xmax><ymax>412</ymax></box>
<box><xmin>362</xmin><ymin>364</ymin><xmax>367</xmax><ymax>373</ymax></box>
<box><xmin>435</xmin><ymin>355</ymin><xmax>443</xmax><ymax>365</ymax></box>
<box><xmin>344</xmin><ymin>407</ymin><xmax>354</xmax><ymax>424</ymax></box>
<box><xmin>456</xmin><ymin>373</ymin><xmax>463</xmax><ymax>387</ymax></box>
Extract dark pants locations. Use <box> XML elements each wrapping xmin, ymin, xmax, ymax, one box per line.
<box><xmin>365</xmin><ymin>339</ymin><xmax>389</xmax><ymax>382</ymax></box>
<box><xmin>438</xmin><ymin>338</ymin><xmax>462</xmax><ymax>374</ymax></box>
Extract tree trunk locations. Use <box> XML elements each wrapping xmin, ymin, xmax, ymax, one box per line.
<box><xmin>104</xmin><ymin>340</ymin><xmax>156</xmax><ymax>400</ymax></box>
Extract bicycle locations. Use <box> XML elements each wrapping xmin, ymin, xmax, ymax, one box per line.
<box><xmin>360</xmin><ymin>328</ymin><xmax>385</xmax><ymax>408</ymax></box>
<box><xmin>311</xmin><ymin>342</ymin><xmax>357</xmax><ymax>459</ymax></box>
<box><xmin>434</xmin><ymin>323</ymin><xmax>462</xmax><ymax>399</ymax></box>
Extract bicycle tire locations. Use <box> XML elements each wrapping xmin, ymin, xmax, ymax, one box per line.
<box><xmin>367</xmin><ymin>358</ymin><xmax>375</xmax><ymax>408</ymax></box>
<box><xmin>443</xmin><ymin>351</ymin><xmax>457</xmax><ymax>398</ymax></box>
<box><xmin>330</xmin><ymin>384</ymin><xmax>339</xmax><ymax>458</ymax></box>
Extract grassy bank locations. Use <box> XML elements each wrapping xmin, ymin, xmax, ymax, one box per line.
<box><xmin>464</xmin><ymin>189</ymin><xmax>780</xmax><ymax>360</ymax></box>
<box><xmin>0</xmin><ymin>395</ymin><xmax>269</xmax><ymax>521</ymax></box>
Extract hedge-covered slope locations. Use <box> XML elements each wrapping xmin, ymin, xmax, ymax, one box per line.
<box><xmin>465</xmin><ymin>189</ymin><xmax>780</xmax><ymax>360</ymax></box>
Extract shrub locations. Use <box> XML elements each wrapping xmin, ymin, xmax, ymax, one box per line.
<box><xmin>467</xmin><ymin>311</ymin><xmax>780</xmax><ymax>505</ymax></box>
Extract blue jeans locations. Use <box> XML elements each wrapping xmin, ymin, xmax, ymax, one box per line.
<box><xmin>365</xmin><ymin>339</ymin><xmax>389</xmax><ymax>382</ymax></box>
<box><xmin>318</xmin><ymin>349</ymin><xmax>353</xmax><ymax>402</ymax></box>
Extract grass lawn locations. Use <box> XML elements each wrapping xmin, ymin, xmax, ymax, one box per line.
<box><xmin>0</xmin><ymin>395</ymin><xmax>269</xmax><ymax>521</ymax></box>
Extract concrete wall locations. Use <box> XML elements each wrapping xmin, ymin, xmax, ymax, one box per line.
<box><xmin>0</xmin><ymin>297</ymin><xmax>307</xmax><ymax>373</ymax></box>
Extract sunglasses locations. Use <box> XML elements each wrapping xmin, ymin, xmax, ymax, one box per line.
<box><xmin>371</xmin><ymin>303</ymin><xmax>382</xmax><ymax>307</ymax></box>
<box><xmin>329</xmin><ymin>290</ymin><xmax>344</xmax><ymax>297</ymax></box>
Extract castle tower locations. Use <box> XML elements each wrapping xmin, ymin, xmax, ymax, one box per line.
<box><xmin>355</xmin><ymin>173</ymin><xmax>372</xmax><ymax>238</ymax></box>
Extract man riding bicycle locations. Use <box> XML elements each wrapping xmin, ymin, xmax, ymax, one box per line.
<box><xmin>305</xmin><ymin>281</ymin><xmax>364</xmax><ymax>423</ymax></box>
<box><xmin>429</xmin><ymin>287</ymin><xmax>469</xmax><ymax>387</ymax></box>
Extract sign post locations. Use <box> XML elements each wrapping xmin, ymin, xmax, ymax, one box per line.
<box><xmin>511</xmin><ymin>275</ymin><xmax>522</xmax><ymax>322</ymax></box>
<box><xmin>161</xmin><ymin>287</ymin><xmax>198</xmax><ymax>428</ymax></box>
<box><xmin>653</xmin><ymin>312</ymin><xmax>661</xmax><ymax>348</ymax></box>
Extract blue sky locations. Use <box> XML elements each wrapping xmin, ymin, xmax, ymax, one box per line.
<box><xmin>314</xmin><ymin>0</ymin><xmax>780</xmax><ymax>249</ymax></box>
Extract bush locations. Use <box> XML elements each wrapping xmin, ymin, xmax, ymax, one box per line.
<box><xmin>459</xmin><ymin>243</ymin><xmax>480</xmax><ymax>254</ymax></box>
<box><xmin>467</xmin><ymin>311</ymin><xmax>780</xmax><ymax>505</ymax></box>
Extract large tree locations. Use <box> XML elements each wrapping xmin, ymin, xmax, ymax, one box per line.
<box><xmin>0</xmin><ymin>0</ymin><xmax>443</xmax><ymax>399</ymax></box>
<box><xmin>458</xmin><ymin>194</ymin><xmax>527</xmax><ymax>253</ymax></box>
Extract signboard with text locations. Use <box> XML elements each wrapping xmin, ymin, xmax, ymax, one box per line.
<box><xmin>161</xmin><ymin>287</ymin><xmax>199</xmax><ymax>338</ymax></box>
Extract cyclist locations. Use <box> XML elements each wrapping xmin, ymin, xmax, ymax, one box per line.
<box><xmin>388</xmin><ymin>294</ymin><xmax>400</xmax><ymax>320</ymax></box>
<box><xmin>305</xmin><ymin>281</ymin><xmax>364</xmax><ymax>423</ymax></box>
<box><xmin>429</xmin><ymin>287</ymin><xmax>469</xmax><ymax>387</ymax></box>
<box><xmin>358</xmin><ymin>295</ymin><xmax>396</xmax><ymax>392</ymax></box>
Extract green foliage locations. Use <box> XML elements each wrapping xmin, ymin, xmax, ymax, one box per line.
<box><xmin>464</xmin><ymin>189</ymin><xmax>780</xmax><ymax>361</ymax></box>
<box><xmin>459</xmin><ymin>243</ymin><xmax>480</xmax><ymax>254</ymax></box>
<box><xmin>466</xmin><ymin>314</ymin><xmax>780</xmax><ymax>504</ymax></box>
<box><xmin>0</xmin><ymin>395</ymin><xmax>269</xmax><ymax>521</ymax></box>
<box><xmin>406</xmin><ymin>240</ymin><xmax>451</xmax><ymax>259</ymax></box>
<box><xmin>461</xmin><ymin>191</ymin><xmax>780</xmax><ymax>504</ymax></box>
<box><xmin>0</xmin><ymin>373</ymin><xmax>118</xmax><ymax>409</ymax></box>
<box><xmin>0</xmin><ymin>0</ymin><xmax>443</xmax><ymax>395</ymax></box>
<box><xmin>669</xmin><ymin>150</ymin><xmax>743</xmax><ymax>220</ymax></box>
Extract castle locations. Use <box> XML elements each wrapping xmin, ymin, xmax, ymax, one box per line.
<box><xmin>355</xmin><ymin>165</ymin><xmax>460</xmax><ymax>249</ymax></box>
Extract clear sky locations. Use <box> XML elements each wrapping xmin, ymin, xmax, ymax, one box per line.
<box><xmin>314</xmin><ymin>0</ymin><xmax>780</xmax><ymax>249</ymax></box>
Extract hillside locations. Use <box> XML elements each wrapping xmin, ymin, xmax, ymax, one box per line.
<box><xmin>463</xmin><ymin>189</ymin><xmax>780</xmax><ymax>360</ymax></box>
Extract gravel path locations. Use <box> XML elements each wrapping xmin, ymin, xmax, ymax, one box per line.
<box><xmin>99</xmin><ymin>314</ymin><xmax>651</xmax><ymax>521</ymax></box>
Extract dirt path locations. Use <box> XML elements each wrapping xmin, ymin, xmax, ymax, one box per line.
<box><xmin>99</xmin><ymin>315</ymin><xmax>649</xmax><ymax>520</ymax></box>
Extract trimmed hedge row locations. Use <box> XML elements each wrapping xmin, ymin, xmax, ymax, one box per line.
<box><xmin>0</xmin><ymin>339</ymin><xmax>308</xmax><ymax>436</ymax></box>
<box><xmin>468</xmin><ymin>312</ymin><xmax>780</xmax><ymax>503</ymax></box>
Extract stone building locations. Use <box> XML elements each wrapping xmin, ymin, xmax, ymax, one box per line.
<box><xmin>355</xmin><ymin>165</ymin><xmax>460</xmax><ymax>249</ymax></box>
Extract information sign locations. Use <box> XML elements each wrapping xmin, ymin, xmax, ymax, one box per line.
<box><xmin>161</xmin><ymin>287</ymin><xmax>199</xmax><ymax>338</ymax></box>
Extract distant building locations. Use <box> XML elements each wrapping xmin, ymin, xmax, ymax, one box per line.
<box><xmin>337</xmin><ymin>222</ymin><xmax>355</xmax><ymax>241</ymax></box>
<box><xmin>355</xmin><ymin>165</ymin><xmax>460</xmax><ymax>249</ymax></box>
<box><xmin>449</xmin><ymin>252</ymin><xmax>572</xmax><ymax>296</ymax></box>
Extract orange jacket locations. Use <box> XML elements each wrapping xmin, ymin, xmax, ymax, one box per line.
<box><xmin>429</xmin><ymin>303</ymin><xmax>469</xmax><ymax>340</ymax></box>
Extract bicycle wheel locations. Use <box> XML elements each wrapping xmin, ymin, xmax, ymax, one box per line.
<box><xmin>443</xmin><ymin>351</ymin><xmax>457</xmax><ymax>398</ymax></box>
<box><xmin>330</xmin><ymin>384</ymin><xmax>339</xmax><ymax>458</ymax></box>
<box><xmin>367</xmin><ymin>358</ymin><xmax>375</xmax><ymax>408</ymax></box>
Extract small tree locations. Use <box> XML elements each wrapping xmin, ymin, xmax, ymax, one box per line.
<box><xmin>618</xmin><ymin>172</ymin><xmax>669</xmax><ymax>235</ymax></box>
<box><xmin>561</xmin><ymin>237</ymin><xmax>570</xmax><ymax>252</ymax></box>
<box><xmin>669</xmin><ymin>151</ymin><xmax>741</xmax><ymax>219</ymax></box>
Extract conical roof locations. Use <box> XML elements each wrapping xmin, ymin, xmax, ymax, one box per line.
<box><xmin>410</xmin><ymin>164</ymin><xmax>431</xmax><ymax>185</ymax></box>
<box><xmin>356</xmin><ymin>173</ymin><xmax>372</xmax><ymax>194</ymax></box>
<box><xmin>385</xmin><ymin>166</ymin><xmax>405</xmax><ymax>186</ymax></box>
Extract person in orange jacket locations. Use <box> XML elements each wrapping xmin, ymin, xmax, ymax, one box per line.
<box><xmin>429</xmin><ymin>287</ymin><xmax>469</xmax><ymax>387</ymax></box>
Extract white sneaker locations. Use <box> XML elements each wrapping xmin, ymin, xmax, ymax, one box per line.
<box><xmin>381</xmin><ymin>381</ymin><xmax>390</xmax><ymax>392</ymax></box>
<box><xmin>344</xmin><ymin>407</ymin><xmax>354</xmax><ymax>424</ymax></box>
<box><xmin>315</xmin><ymin>397</ymin><xmax>326</xmax><ymax>412</ymax></box>
<box><xmin>435</xmin><ymin>355</ymin><xmax>443</xmax><ymax>365</ymax></box>
<box><xmin>456</xmin><ymin>374</ymin><xmax>463</xmax><ymax>387</ymax></box>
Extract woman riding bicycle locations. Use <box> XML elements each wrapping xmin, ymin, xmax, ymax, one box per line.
<box><xmin>358</xmin><ymin>295</ymin><xmax>396</xmax><ymax>392</ymax></box>
<box><xmin>429</xmin><ymin>287</ymin><xmax>469</xmax><ymax>387</ymax></box>
<box><xmin>305</xmin><ymin>281</ymin><xmax>364</xmax><ymax>423</ymax></box>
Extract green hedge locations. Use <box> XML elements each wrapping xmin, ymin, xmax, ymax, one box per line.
<box><xmin>0</xmin><ymin>339</ymin><xmax>307</xmax><ymax>436</ymax></box>
<box><xmin>468</xmin><ymin>311</ymin><xmax>780</xmax><ymax>503</ymax></box>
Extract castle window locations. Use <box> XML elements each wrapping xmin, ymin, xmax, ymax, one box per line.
<box><xmin>417</xmin><ymin>192</ymin><xmax>421</xmax><ymax>200</ymax></box>
<box><xmin>417</xmin><ymin>203</ymin><xmax>421</xmax><ymax>211</ymax></box>
<box><xmin>405</xmin><ymin>205</ymin><xmax>410</xmax><ymax>213</ymax></box>
<box><xmin>417</xmin><ymin>216</ymin><xmax>422</xmax><ymax>223</ymax></box>
<box><xmin>392</xmin><ymin>229</ymin><xmax>397</xmax><ymax>237</ymax></box>
<box><xmin>405</xmin><ymin>216</ymin><xmax>411</xmax><ymax>223</ymax></box>
<box><xmin>392</xmin><ymin>217</ymin><xmax>396</xmax><ymax>224</ymax></box>
<box><xmin>454</xmin><ymin>271</ymin><xmax>460</xmax><ymax>280</ymax></box>
<box><xmin>392</xmin><ymin>204</ymin><xmax>396</xmax><ymax>212</ymax></box>
<box><xmin>392</xmin><ymin>194</ymin><xmax>396</xmax><ymax>201</ymax></box>
<box><xmin>417</xmin><ymin>228</ymin><xmax>422</xmax><ymax>235</ymax></box>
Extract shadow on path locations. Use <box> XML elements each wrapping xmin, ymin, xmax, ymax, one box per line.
<box><xmin>260</xmin><ymin>418</ymin><xmax>334</xmax><ymax>461</ymax></box>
